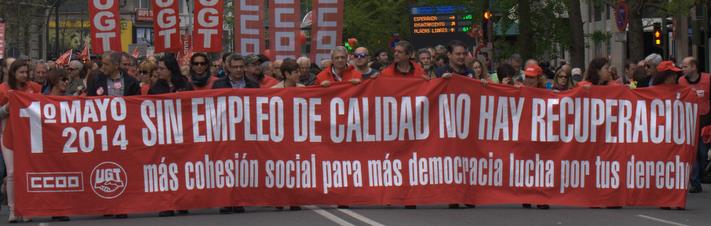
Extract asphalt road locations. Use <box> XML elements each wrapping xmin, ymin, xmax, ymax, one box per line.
<box><xmin>0</xmin><ymin>184</ymin><xmax>708</xmax><ymax>226</ymax></box>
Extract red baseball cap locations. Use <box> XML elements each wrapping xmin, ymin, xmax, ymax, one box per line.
<box><xmin>656</xmin><ymin>61</ymin><xmax>681</xmax><ymax>72</ymax></box>
<box><xmin>524</xmin><ymin>64</ymin><xmax>543</xmax><ymax>77</ymax></box>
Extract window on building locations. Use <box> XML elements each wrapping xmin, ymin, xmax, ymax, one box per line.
<box><xmin>594</xmin><ymin>4</ymin><xmax>603</xmax><ymax>21</ymax></box>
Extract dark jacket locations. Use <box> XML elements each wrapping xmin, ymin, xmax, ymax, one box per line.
<box><xmin>86</xmin><ymin>70</ymin><xmax>141</xmax><ymax>96</ymax></box>
<box><xmin>148</xmin><ymin>79</ymin><xmax>194</xmax><ymax>94</ymax></box>
<box><xmin>212</xmin><ymin>76</ymin><xmax>260</xmax><ymax>89</ymax></box>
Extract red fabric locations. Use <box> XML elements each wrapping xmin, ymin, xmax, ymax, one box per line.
<box><xmin>315</xmin><ymin>65</ymin><xmax>362</xmax><ymax>85</ymax></box>
<box><xmin>260</xmin><ymin>76</ymin><xmax>279</xmax><ymax>88</ymax></box>
<box><xmin>269</xmin><ymin>0</ymin><xmax>300</xmax><ymax>59</ymax></box>
<box><xmin>89</xmin><ymin>0</ymin><xmax>121</xmax><ymax>54</ymax></box>
<box><xmin>153</xmin><ymin>0</ymin><xmax>181</xmax><ymax>53</ymax></box>
<box><xmin>5</xmin><ymin>77</ymin><xmax>703</xmax><ymax>216</ymax></box>
<box><xmin>234</xmin><ymin>0</ymin><xmax>264</xmax><ymax>55</ymax></box>
<box><xmin>702</xmin><ymin>126</ymin><xmax>711</xmax><ymax>143</ymax></box>
<box><xmin>380</xmin><ymin>61</ymin><xmax>426</xmax><ymax>78</ymax></box>
<box><xmin>140</xmin><ymin>84</ymin><xmax>150</xmax><ymax>95</ymax></box>
<box><xmin>0</xmin><ymin>82</ymin><xmax>41</xmax><ymax>105</ymax></box>
<box><xmin>193</xmin><ymin>0</ymin><xmax>223</xmax><ymax>52</ymax></box>
<box><xmin>678</xmin><ymin>73</ymin><xmax>710</xmax><ymax>115</ymax></box>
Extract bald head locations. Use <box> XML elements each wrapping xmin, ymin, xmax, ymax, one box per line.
<box><xmin>681</xmin><ymin>57</ymin><xmax>698</xmax><ymax>78</ymax></box>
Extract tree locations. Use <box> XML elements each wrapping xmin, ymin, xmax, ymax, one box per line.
<box><xmin>517</xmin><ymin>0</ymin><xmax>535</xmax><ymax>60</ymax></box>
<box><xmin>567</xmin><ymin>0</ymin><xmax>585</xmax><ymax>69</ymax></box>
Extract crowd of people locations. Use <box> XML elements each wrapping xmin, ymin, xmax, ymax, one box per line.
<box><xmin>0</xmin><ymin>39</ymin><xmax>708</xmax><ymax>222</ymax></box>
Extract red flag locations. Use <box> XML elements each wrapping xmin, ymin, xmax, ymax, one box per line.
<box><xmin>89</xmin><ymin>0</ymin><xmax>121</xmax><ymax>54</ymax></box>
<box><xmin>310</xmin><ymin>0</ymin><xmax>344</xmax><ymax>64</ymax></box>
<box><xmin>234</xmin><ymin>0</ymin><xmax>264</xmax><ymax>55</ymax></box>
<box><xmin>153</xmin><ymin>0</ymin><xmax>181</xmax><ymax>53</ymax></box>
<box><xmin>55</xmin><ymin>49</ymin><xmax>73</xmax><ymax>66</ymax></box>
<box><xmin>79</xmin><ymin>42</ymin><xmax>90</xmax><ymax>61</ymax></box>
<box><xmin>193</xmin><ymin>0</ymin><xmax>223</xmax><ymax>52</ymax></box>
<box><xmin>132</xmin><ymin>47</ymin><xmax>140</xmax><ymax>58</ymax></box>
<box><xmin>269</xmin><ymin>0</ymin><xmax>301</xmax><ymax>60</ymax></box>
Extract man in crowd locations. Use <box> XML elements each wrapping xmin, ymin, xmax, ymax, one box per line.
<box><xmin>315</xmin><ymin>46</ymin><xmax>362</xmax><ymax>87</ymax></box>
<box><xmin>436</xmin><ymin>40</ymin><xmax>473</xmax><ymax>78</ymax></box>
<box><xmin>417</xmin><ymin>49</ymin><xmax>435</xmax><ymax>78</ymax></box>
<box><xmin>211</xmin><ymin>58</ymin><xmax>223</xmax><ymax>78</ymax></box>
<box><xmin>120</xmin><ymin>53</ymin><xmax>138</xmax><ymax>77</ymax></box>
<box><xmin>637</xmin><ymin>53</ymin><xmax>662</xmax><ymax>88</ymax></box>
<box><xmin>32</xmin><ymin>61</ymin><xmax>50</xmax><ymax>94</ymax></box>
<box><xmin>271</xmin><ymin>59</ymin><xmax>284</xmax><ymax>81</ymax></box>
<box><xmin>353</xmin><ymin>47</ymin><xmax>379</xmax><ymax>79</ymax></box>
<box><xmin>212</xmin><ymin>54</ymin><xmax>259</xmax><ymax>89</ymax></box>
<box><xmin>297</xmin><ymin>56</ymin><xmax>316</xmax><ymax>86</ymax></box>
<box><xmin>679</xmin><ymin>57</ymin><xmax>710</xmax><ymax>193</ymax></box>
<box><xmin>380</xmin><ymin>41</ymin><xmax>424</xmax><ymax>78</ymax></box>
<box><xmin>65</xmin><ymin>60</ymin><xmax>85</xmax><ymax>95</ymax></box>
<box><xmin>245</xmin><ymin>55</ymin><xmax>278</xmax><ymax>87</ymax></box>
<box><xmin>87</xmin><ymin>51</ymin><xmax>140</xmax><ymax>97</ymax></box>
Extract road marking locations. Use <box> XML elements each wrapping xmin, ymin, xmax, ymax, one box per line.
<box><xmin>336</xmin><ymin>208</ymin><xmax>386</xmax><ymax>226</ymax></box>
<box><xmin>637</xmin><ymin>214</ymin><xmax>689</xmax><ymax>226</ymax></box>
<box><xmin>305</xmin><ymin>205</ymin><xmax>355</xmax><ymax>226</ymax></box>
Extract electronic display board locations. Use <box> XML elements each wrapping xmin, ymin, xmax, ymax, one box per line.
<box><xmin>410</xmin><ymin>6</ymin><xmax>476</xmax><ymax>48</ymax></box>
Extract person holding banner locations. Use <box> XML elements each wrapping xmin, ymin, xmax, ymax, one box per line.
<box><xmin>0</xmin><ymin>60</ymin><xmax>40</xmax><ymax>223</ymax></box>
<box><xmin>679</xmin><ymin>57</ymin><xmax>710</xmax><ymax>193</ymax></box>
<box><xmin>380</xmin><ymin>41</ymin><xmax>426</xmax><ymax>79</ymax></box>
<box><xmin>436</xmin><ymin>40</ymin><xmax>474</xmax><ymax>78</ymax></box>
<box><xmin>352</xmin><ymin>47</ymin><xmax>379</xmax><ymax>79</ymax></box>
<box><xmin>212</xmin><ymin>53</ymin><xmax>255</xmax><ymax>214</ymax></box>
<box><xmin>213</xmin><ymin>54</ymin><xmax>259</xmax><ymax>90</ymax></box>
<box><xmin>245</xmin><ymin>55</ymin><xmax>279</xmax><ymax>88</ymax></box>
<box><xmin>86</xmin><ymin>52</ymin><xmax>141</xmax><ymax>97</ymax></box>
<box><xmin>315</xmin><ymin>46</ymin><xmax>362</xmax><ymax>87</ymax></box>
<box><xmin>578</xmin><ymin>57</ymin><xmax>618</xmax><ymax>87</ymax></box>
<box><xmin>189</xmin><ymin>53</ymin><xmax>217</xmax><ymax>91</ymax></box>
<box><xmin>149</xmin><ymin>54</ymin><xmax>194</xmax><ymax>95</ymax></box>
<box><xmin>271</xmin><ymin>58</ymin><xmax>304</xmax><ymax>88</ymax></box>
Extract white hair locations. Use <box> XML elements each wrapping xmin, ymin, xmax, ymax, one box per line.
<box><xmin>296</xmin><ymin>56</ymin><xmax>311</xmax><ymax>65</ymax></box>
<box><xmin>330</xmin><ymin>46</ymin><xmax>348</xmax><ymax>58</ymax></box>
<box><xmin>69</xmin><ymin>60</ymin><xmax>84</xmax><ymax>70</ymax></box>
<box><xmin>644</xmin><ymin>53</ymin><xmax>662</xmax><ymax>66</ymax></box>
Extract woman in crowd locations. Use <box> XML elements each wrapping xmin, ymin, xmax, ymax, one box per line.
<box><xmin>46</xmin><ymin>69</ymin><xmax>70</xmax><ymax>96</ymax></box>
<box><xmin>496</xmin><ymin>63</ymin><xmax>520</xmax><ymax>86</ymax></box>
<box><xmin>579</xmin><ymin>57</ymin><xmax>618</xmax><ymax>86</ymax></box>
<box><xmin>138</xmin><ymin>60</ymin><xmax>157</xmax><ymax>95</ymax></box>
<box><xmin>471</xmin><ymin>59</ymin><xmax>493</xmax><ymax>82</ymax></box>
<box><xmin>271</xmin><ymin>58</ymin><xmax>305</xmax><ymax>88</ymax></box>
<box><xmin>552</xmin><ymin>64</ymin><xmax>573</xmax><ymax>91</ymax></box>
<box><xmin>149</xmin><ymin>54</ymin><xmax>194</xmax><ymax>95</ymax></box>
<box><xmin>0</xmin><ymin>61</ymin><xmax>41</xmax><ymax>223</ymax></box>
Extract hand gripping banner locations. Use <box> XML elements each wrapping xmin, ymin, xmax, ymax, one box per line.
<box><xmin>89</xmin><ymin>0</ymin><xmax>122</xmax><ymax>54</ymax></box>
<box><xmin>6</xmin><ymin>77</ymin><xmax>703</xmax><ymax>216</ymax></box>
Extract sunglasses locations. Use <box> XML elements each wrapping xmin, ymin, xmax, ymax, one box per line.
<box><xmin>139</xmin><ymin>70</ymin><xmax>151</xmax><ymax>74</ymax></box>
<box><xmin>192</xmin><ymin>62</ymin><xmax>207</xmax><ymax>66</ymax></box>
<box><xmin>354</xmin><ymin>53</ymin><xmax>368</xmax><ymax>59</ymax></box>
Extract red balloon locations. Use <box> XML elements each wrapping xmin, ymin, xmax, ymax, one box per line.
<box><xmin>348</xmin><ymin>38</ymin><xmax>358</xmax><ymax>47</ymax></box>
<box><xmin>297</xmin><ymin>32</ymin><xmax>307</xmax><ymax>45</ymax></box>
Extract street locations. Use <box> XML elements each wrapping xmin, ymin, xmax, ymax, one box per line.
<box><xmin>0</xmin><ymin>184</ymin><xmax>708</xmax><ymax>226</ymax></box>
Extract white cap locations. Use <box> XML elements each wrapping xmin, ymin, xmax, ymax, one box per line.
<box><xmin>571</xmin><ymin>68</ymin><xmax>582</xmax><ymax>75</ymax></box>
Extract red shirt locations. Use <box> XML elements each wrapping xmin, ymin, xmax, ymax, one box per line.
<box><xmin>260</xmin><ymin>76</ymin><xmax>279</xmax><ymax>88</ymax></box>
<box><xmin>380</xmin><ymin>61</ymin><xmax>426</xmax><ymax>78</ymax></box>
<box><xmin>0</xmin><ymin>82</ymin><xmax>42</xmax><ymax>105</ymax></box>
<box><xmin>679</xmin><ymin>73</ymin><xmax>710</xmax><ymax>115</ymax></box>
<box><xmin>315</xmin><ymin>65</ymin><xmax>362</xmax><ymax>85</ymax></box>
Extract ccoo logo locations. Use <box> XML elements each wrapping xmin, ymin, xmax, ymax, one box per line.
<box><xmin>90</xmin><ymin>162</ymin><xmax>127</xmax><ymax>199</ymax></box>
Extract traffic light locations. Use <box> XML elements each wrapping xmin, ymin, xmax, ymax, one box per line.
<box><xmin>482</xmin><ymin>10</ymin><xmax>492</xmax><ymax>42</ymax></box>
<box><xmin>653</xmin><ymin>23</ymin><xmax>662</xmax><ymax>46</ymax></box>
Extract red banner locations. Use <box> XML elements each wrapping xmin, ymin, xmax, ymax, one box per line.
<box><xmin>152</xmin><ymin>0</ymin><xmax>181</xmax><ymax>53</ymax></box>
<box><xmin>310</xmin><ymin>0</ymin><xmax>344</xmax><ymax>64</ymax></box>
<box><xmin>0</xmin><ymin>21</ymin><xmax>5</xmax><ymax>59</ymax></box>
<box><xmin>269</xmin><ymin>0</ymin><xmax>301</xmax><ymax>60</ymax></box>
<box><xmin>193</xmin><ymin>0</ymin><xmax>223</xmax><ymax>52</ymax></box>
<box><xmin>234</xmin><ymin>0</ymin><xmax>265</xmax><ymax>55</ymax></box>
<box><xmin>6</xmin><ymin>77</ymin><xmax>703</xmax><ymax>216</ymax></box>
<box><xmin>89</xmin><ymin>0</ymin><xmax>122</xmax><ymax>54</ymax></box>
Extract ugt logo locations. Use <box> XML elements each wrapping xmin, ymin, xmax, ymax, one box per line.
<box><xmin>90</xmin><ymin>162</ymin><xmax>127</xmax><ymax>199</ymax></box>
